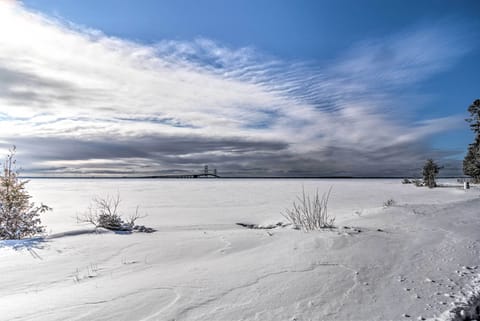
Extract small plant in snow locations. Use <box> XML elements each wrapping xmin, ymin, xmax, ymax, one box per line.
<box><xmin>414</xmin><ymin>179</ymin><xmax>424</xmax><ymax>187</ymax></box>
<box><xmin>282</xmin><ymin>187</ymin><xmax>335</xmax><ymax>231</ymax></box>
<box><xmin>401</xmin><ymin>178</ymin><xmax>412</xmax><ymax>184</ymax></box>
<box><xmin>383</xmin><ymin>198</ymin><xmax>396</xmax><ymax>208</ymax></box>
<box><xmin>78</xmin><ymin>193</ymin><xmax>143</xmax><ymax>232</ymax></box>
<box><xmin>0</xmin><ymin>147</ymin><xmax>51</xmax><ymax>240</ymax></box>
<box><xmin>73</xmin><ymin>263</ymin><xmax>99</xmax><ymax>283</ymax></box>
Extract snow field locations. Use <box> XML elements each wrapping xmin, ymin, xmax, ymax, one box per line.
<box><xmin>0</xmin><ymin>179</ymin><xmax>479</xmax><ymax>320</ymax></box>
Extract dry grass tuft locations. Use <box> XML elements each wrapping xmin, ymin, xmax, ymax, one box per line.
<box><xmin>282</xmin><ymin>187</ymin><xmax>335</xmax><ymax>231</ymax></box>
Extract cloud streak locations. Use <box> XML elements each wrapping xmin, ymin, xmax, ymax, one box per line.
<box><xmin>0</xmin><ymin>2</ymin><xmax>474</xmax><ymax>176</ymax></box>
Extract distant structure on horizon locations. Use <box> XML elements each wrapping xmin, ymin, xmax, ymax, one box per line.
<box><xmin>144</xmin><ymin>165</ymin><xmax>219</xmax><ymax>179</ymax></box>
<box><xmin>203</xmin><ymin>165</ymin><xmax>218</xmax><ymax>178</ymax></box>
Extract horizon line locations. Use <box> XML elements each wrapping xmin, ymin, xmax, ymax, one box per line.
<box><xmin>20</xmin><ymin>175</ymin><xmax>468</xmax><ymax>180</ymax></box>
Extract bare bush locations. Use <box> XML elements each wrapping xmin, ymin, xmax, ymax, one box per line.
<box><xmin>282</xmin><ymin>187</ymin><xmax>334</xmax><ymax>231</ymax></box>
<box><xmin>78</xmin><ymin>193</ymin><xmax>143</xmax><ymax>232</ymax></box>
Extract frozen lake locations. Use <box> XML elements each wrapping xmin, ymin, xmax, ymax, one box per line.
<box><xmin>27</xmin><ymin>178</ymin><xmax>468</xmax><ymax>233</ymax></box>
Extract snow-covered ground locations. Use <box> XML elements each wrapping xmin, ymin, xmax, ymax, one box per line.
<box><xmin>1</xmin><ymin>179</ymin><xmax>479</xmax><ymax>321</ymax></box>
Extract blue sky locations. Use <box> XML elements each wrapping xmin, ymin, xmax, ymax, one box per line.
<box><xmin>0</xmin><ymin>0</ymin><xmax>479</xmax><ymax>176</ymax></box>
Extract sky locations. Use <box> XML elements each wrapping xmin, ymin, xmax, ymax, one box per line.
<box><xmin>0</xmin><ymin>0</ymin><xmax>479</xmax><ymax>177</ymax></box>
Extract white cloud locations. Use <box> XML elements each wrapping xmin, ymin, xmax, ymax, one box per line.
<box><xmin>0</xmin><ymin>2</ymin><xmax>472</xmax><ymax>176</ymax></box>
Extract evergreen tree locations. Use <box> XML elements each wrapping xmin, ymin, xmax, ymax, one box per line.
<box><xmin>463</xmin><ymin>99</ymin><xmax>480</xmax><ymax>183</ymax></box>
<box><xmin>422</xmin><ymin>159</ymin><xmax>440</xmax><ymax>188</ymax></box>
<box><xmin>0</xmin><ymin>147</ymin><xmax>50</xmax><ymax>239</ymax></box>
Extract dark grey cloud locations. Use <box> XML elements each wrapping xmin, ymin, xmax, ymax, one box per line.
<box><xmin>4</xmin><ymin>134</ymin><xmax>462</xmax><ymax>177</ymax></box>
<box><xmin>8</xmin><ymin>135</ymin><xmax>292</xmax><ymax>176</ymax></box>
<box><xmin>11</xmin><ymin>135</ymin><xmax>287</xmax><ymax>161</ymax></box>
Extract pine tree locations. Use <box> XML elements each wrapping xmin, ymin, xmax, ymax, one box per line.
<box><xmin>422</xmin><ymin>159</ymin><xmax>440</xmax><ymax>188</ymax></box>
<box><xmin>0</xmin><ymin>147</ymin><xmax>50</xmax><ymax>240</ymax></box>
<box><xmin>463</xmin><ymin>99</ymin><xmax>480</xmax><ymax>183</ymax></box>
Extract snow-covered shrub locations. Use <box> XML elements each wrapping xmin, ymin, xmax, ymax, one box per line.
<box><xmin>383</xmin><ymin>198</ymin><xmax>395</xmax><ymax>208</ymax></box>
<box><xmin>282</xmin><ymin>187</ymin><xmax>334</xmax><ymax>231</ymax></box>
<box><xmin>0</xmin><ymin>147</ymin><xmax>51</xmax><ymax>240</ymax></box>
<box><xmin>423</xmin><ymin>159</ymin><xmax>441</xmax><ymax>188</ymax></box>
<box><xmin>412</xmin><ymin>179</ymin><xmax>424</xmax><ymax>187</ymax></box>
<box><xmin>78</xmin><ymin>193</ymin><xmax>143</xmax><ymax>232</ymax></box>
<box><xmin>401</xmin><ymin>178</ymin><xmax>412</xmax><ymax>184</ymax></box>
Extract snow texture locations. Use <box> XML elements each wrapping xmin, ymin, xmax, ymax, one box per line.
<box><xmin>0</xmin><ymin>178</ymin><xmax>479</xmax><ymax>321</ymax></box>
